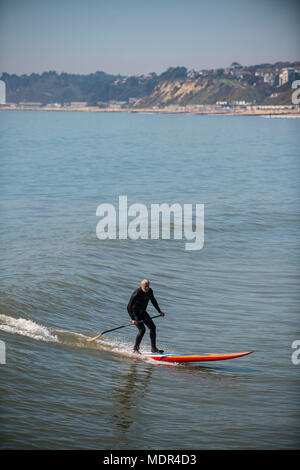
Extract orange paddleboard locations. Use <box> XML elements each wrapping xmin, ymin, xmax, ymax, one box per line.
<box><xmin>144</xmin><ymin>351</ymin><xmax>254</xmax><ymax>363</ymax></box>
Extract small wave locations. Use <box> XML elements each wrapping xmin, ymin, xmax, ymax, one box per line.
<box><xmin>0</xmin><ymin>314</ymin><xmax>58</xmax><ymax>343</ymax></box>
<box><xmin>0</xmin><ymin>314</ymin><xmax>136</xmax><ymax>354</ymax></box>
<box><xmin>0</xmin><ymin>314</ymin><xmax>172</xmax><ymax>365</ymax></box>
<box><xmin>0</xmin><ymin>314</ymin><xmax>136</xmax><ymax>352</ymax></box>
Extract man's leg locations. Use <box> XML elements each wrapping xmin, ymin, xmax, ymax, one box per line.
<box><xmin>134</xmin><ymin>322</ymin><xmax>146</xmax><ymax>352</ymax></box>
<box><xmin>143</xmin><ymin>315</ymin><xmax>162</xmax><ymax>353</ymax></box>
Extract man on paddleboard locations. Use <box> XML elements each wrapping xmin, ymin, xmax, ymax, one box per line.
<box><xmin>127</xmin><ymin>279</ymin><xmax>165</xmax><ymax>354</ymax></box>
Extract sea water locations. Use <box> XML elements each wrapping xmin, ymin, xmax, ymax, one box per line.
<box><xmin>0</xmin><ymin>110</ymin><xmax>299</xmax><ymax>449</ymax></box>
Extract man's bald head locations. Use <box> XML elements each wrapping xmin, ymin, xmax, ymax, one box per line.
<box><xmin>141</xmin><ymin>279</ymin><xmax>150</xmax><ymax>292</ymax></box>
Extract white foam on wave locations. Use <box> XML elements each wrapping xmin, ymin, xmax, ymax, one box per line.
<box><xmin>98</xmin><ymin>335</ymin><xmax>138</xmax><ymax>355</ymax></box>
<box><xmin>96</xmin><ymin>335</ymin><xmax>177</xmax><ymax>365</ymax></box>
<box><xmin>0</xmin><ymin>315</ymin><xmax>175</xmax><ymax>365</ymax></box>
<box><xmin>0</xmin><ymin>314</ymin><xmax>58</xmax><ymax>343</ymax></box>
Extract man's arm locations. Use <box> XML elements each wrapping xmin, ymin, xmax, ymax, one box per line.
<box><xmin>127</xmin><ymin>289</ymin><xmax>139</xmax><ymax>320</ymax></box>
<box><xmin>149</xmin><ymin>290</ymin><xmax>162</xmax><ymax>313</ymax></box>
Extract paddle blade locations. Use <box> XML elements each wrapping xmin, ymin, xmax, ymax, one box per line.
<box><xmin>87</xmin><ymin>333</ymin><xmax>102</xmax><ymax>343</ymax></box>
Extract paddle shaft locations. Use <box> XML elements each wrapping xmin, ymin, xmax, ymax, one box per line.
<box><xmin>87</xmin><ymin>314</ymin><xmax>163</xmax><ymax>342</ymax></box>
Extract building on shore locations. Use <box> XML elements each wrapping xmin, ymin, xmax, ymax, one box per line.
<box><xmin>108</xmin><ymin>101</ymin><xmax>127</xmax><ymax>108</ymax></box>
<box><xmin>19</xmin><ymin>102</ymin><xmax>43</xmax><ymax>107</ymax></box>
<box><xmin>45</xmin><ymin>103</ymin><xmax>62</xmax><ymax>108</ymax></box>
<box><xmin>278</xmin><ymin>68</ymin><xmax>300</xmax><ymax>87</ymax></box>
<box><xmin>69</xmin><ymin>102</ymin><xmax>88</xmax><ymax>108</ymax></box>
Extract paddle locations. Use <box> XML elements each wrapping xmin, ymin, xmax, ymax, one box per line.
<box><xmin>87</xmin><ymin>314</ymin><xmax>163</xmax><ymax>342</ymax></box>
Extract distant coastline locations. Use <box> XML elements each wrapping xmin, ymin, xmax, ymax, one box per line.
<box><xmin>1</xmin><ymin>104</ymin><xmax>299</xmax><ymax>116</ymax></box>
<box><xmin>2</xmin><ymin>62</ymin><xmax>300</xmax><ymax>112</ymax></box>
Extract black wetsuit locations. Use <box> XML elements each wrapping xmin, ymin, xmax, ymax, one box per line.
<box><xmin>127</xmin><ymin>287</ymin><xmax>162</xmax><ymax>351</ymax></box>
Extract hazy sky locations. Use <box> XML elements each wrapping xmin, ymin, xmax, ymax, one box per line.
<box><xmin>0</xmin><ymin>0</ymin><xmax>299</xmax><ymax>75</ymax></box>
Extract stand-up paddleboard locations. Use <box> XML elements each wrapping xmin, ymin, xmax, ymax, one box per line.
<box><xmin>143</xmin><ymin>350</ymin><xmax>254</xmax><ymax>363</ymax></box>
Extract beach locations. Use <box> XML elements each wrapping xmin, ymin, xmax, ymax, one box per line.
<box><xmin>1</xmin><ymin>104</ymin><xmax>300</xmax><ymax>116</ymax></box>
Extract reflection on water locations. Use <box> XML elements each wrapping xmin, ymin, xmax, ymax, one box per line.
<box><xmin>111</xmin><ymin>362</ymin><xmax>154</xmax><ymax>436</ymax></box>
<box><xmin>110</xmin><ymin>355</ymin><xmax>255</xmax><ymax>437</ymax></box>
